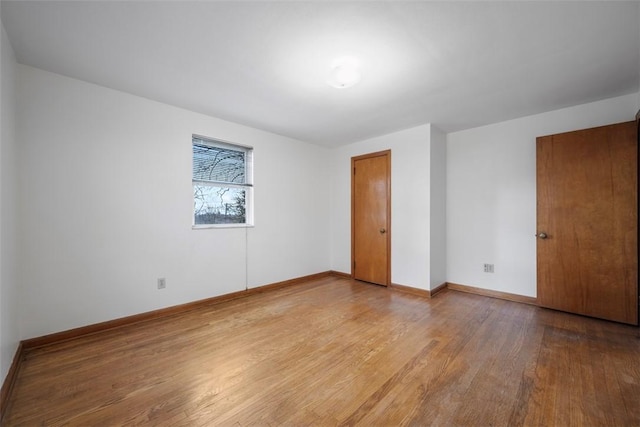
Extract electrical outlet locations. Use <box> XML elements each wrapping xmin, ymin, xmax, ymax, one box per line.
<box><xmin>484</xmin><ymin>264</ymin><xmax>494</xmax><ymax>273</ymax></box>
<box><xmin>157</xmin><ymin>278</ymin><xmax>166</xmax><ymax>289</ymax></box>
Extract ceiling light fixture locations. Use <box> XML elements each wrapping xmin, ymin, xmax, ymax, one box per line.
<box><xmin>327</xmin><ymin>57</ymin><xmax>361</xmax><ymax>89</ymax></box>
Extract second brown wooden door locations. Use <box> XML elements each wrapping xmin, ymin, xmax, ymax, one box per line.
<box><xmin>536</xmin><ymin>121</ymin><xmax>638</xmax><ymax>325</ymax></box>
<box><xmin>352</xmin><ymin>150</ymin><xmax>391</xmax><ymax>286</ymax></box>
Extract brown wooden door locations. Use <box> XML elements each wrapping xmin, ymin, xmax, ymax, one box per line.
<box><xmin>352</xmin><ymin>150</ymin><xmax>391</xmax><ymax>286</ymax></box>
<box><xmin>536</xmin><ymin>121</ymin><xmax>638</xmax><ymax>325</ymax></box>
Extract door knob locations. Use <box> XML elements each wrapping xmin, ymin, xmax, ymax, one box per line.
<box><xmin>535</xmin><ymin>232</ymin><xmax>548</xmax><ymax>239</ymax></box>
<box><xmin>380</xmin><ymin>228</ymin><xmax>386</xmax><ymax>234</ymax></box>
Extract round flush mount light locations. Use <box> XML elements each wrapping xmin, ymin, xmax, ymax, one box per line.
<box><xmin>327</xmin><ymin>57</ymin><xmax>361</xmax><ymax>89</ymax></box>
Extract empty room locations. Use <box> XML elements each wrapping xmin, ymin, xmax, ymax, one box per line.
<box><xmin>0</xmin><ymin>1</ymin><xmax>639</xmax><ymax>425</ymax></box>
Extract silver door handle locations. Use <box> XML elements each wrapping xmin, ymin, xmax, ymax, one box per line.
<box><xmin>380</xmin><ymin>228</ymin><xmax>386</xmax><ymax>234</ymax></box>
<box><xmin>535</xmin><ymin>232</ymin><xmax>548</xmax><ymax>239</ymax></box>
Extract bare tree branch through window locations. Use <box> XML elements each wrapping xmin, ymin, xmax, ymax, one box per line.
<box><xmin>192</xmin><ymin>137</ymin><xmax>252</xmax><ymax>226</ymax></box>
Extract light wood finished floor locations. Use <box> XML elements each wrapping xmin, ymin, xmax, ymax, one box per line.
<box><xmin>4</xmin><ymin>276</ymin><xmax>640</xmax><ymax>426</ymax></box>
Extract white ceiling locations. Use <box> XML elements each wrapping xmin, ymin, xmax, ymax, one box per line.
<box><xmin>2</xmin><ymin>1</ymin><xmax>638</xmax><ymax>147</ymax></box>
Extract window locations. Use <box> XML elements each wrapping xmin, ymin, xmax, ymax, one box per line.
<box><xmin>192</xmin><ymin>135</ymin><xmax>253</xmax><ymax>227</ymax></box>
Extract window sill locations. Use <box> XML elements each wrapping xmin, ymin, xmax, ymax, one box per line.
<box><xmin>192</xmin><ymin>224</ymin><xmax>254</xmax><ymax>230</ymax></box>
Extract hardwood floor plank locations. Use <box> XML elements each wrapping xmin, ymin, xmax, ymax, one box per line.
<box><xmin>4</xmin><ymin>277</ymin><xmax>639</xmax><ymax>426</ymax></box>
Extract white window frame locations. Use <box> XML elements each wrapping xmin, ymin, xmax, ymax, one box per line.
<box><xmin>192</xmin><ymin>135</ymin><xmax>254</xmax><ymax>229</ymax></box>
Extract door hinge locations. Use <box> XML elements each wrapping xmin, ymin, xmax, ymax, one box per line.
<box><xmin>353</xmin><ymin>261</ymin><xmax>356</xmax><ymax>269</ymax></box>
<box><xmin>353</xmin><ymin>167</ymin><xmax>356</xmax><ymax>175</ymax></box>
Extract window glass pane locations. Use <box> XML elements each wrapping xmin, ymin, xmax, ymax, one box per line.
<box><xmin>194</xmin><ymin>185</ymin><xmax>246</xmax><ymax>225</ymax></box>
<box><xmin>193</xmin><ymin>143</ymin><xmax>245</xmax><ymax>184</ymax></box>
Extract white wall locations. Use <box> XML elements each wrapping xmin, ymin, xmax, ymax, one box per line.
<box><xmin>7</xmin><ymin>49</ymin><xmax>639</xmax><ymax>354</ymax></box>
<box><xmin>330</xmin><ymin>124</ymin><xmax>432</xmax><ymax>290</ymax></box>
<box><xmin>0</xmin><ymin>19</ymin><xmax>19</xmax><ymax>384</ymax></box>
<box><xmin>446</xmin><ymin>93</ymin><xmax>638</xmax><ymax>297</ymax></box>
<box><xmin>16</xmin><ymin>65</ymin><xmax>331</xmax><ymax>339</ymax></box>
<box><xmin>429</xmin><ymin>126</ymin><xmax>446</xmax><ymax>289</ymax></box>
<box><xmin>247</xmin><ymin>135</ymin><xmax>331</xmax><ymax>288</ymax></box>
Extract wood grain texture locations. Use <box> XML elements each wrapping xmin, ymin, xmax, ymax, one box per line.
<box><xmin>537</xmin><ymin>121</ymin><xmax>638</xmax><ymax>324</ymax></box>
<box><xmin>430</xmin><ymin>282</ymin><xmax>448</xmax><ymax>297</ymax></box>
<box><xmin>389</xmin><ymin>282</ymin><xmax>431</xmax><ymax>298</ymax></box>
<box><xmin>447</xmin><ymin>282</ymin><xmax>538</xmax><ymax>305</ymax></box>
<box><xmin>0</xmin><ymin>343</ymin><xmax>23</xmax><ymax>422</ymax></box>
<box><xmin>388</xmin><ymin>282</ymin><xmax>446</xmax><ymax>298</ymax></box>
<box><xmin>4</xmin><ymin>276</ymin><xmax>639</xmax><ymax>426</ymax></box>
<box><xmin>352</xmin><ymin>150</ymin><xmax>391</xmax><ymax>286</ymax></box>
<box><xmin>21</xmin><ymin>271</ymin><xmax>332</xmax><ymax>351</ymax></box>
<box><xmin>329</xmin><ymin>270</ymin><xmax>352</xmax><ymax>279</ymax></box>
